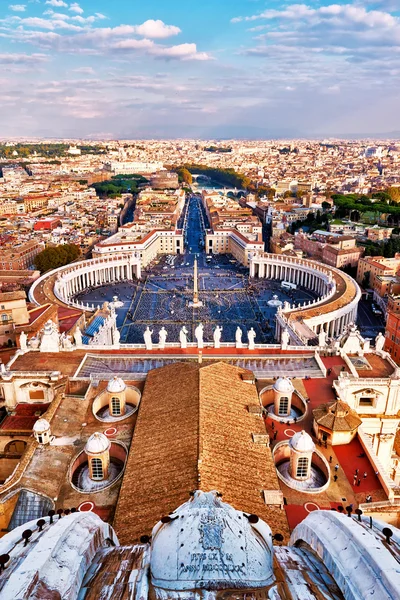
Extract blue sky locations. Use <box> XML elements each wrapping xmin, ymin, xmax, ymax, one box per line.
<box><xmin>1</xmin><ymin>0</ymin><xmax>400</xmax><ymax>138</ymax></box>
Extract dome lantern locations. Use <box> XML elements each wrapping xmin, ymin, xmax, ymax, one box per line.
<box><xmin>273</xmin><ymin>377</ymin><xmax>294</xmax><ymax>417</ymax></box>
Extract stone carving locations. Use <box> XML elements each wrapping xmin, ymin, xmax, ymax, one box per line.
<box><xmin>180</xmin><ymin>326</ymin><xmax>189</xmax><ymax>349</ymax></box>
<box><xmin>20</xmin><ymin>331</ymin><xmax>27</xmax><ymax>352</ymax></box>
<box><xmin>318</xmin><ymin>328</ymin><xmax>327</xmax><ymax>348</ymax></box>
<box><xmin>235</xmin><ymin>327</ymin><xmax>243</xmax><ymax>348</ymax></box>
<box><xmin>247</xmin><ymin>327</ymin><xmax>256</xmax><ymax>350</ymax></box>
<box><xmin>195</xmin><ymin>323</ymin><xmax>204</xmax><ymax>349</ymax></box>
<box><xmin>213</xmin><ymin>326</ymin><xmax>222</xmax><ymax>348</ymax></box>
<box><xmin>375</xmin><ymin>332</ymin><xmax>385</xmax><ymax>352</ymax></box>
<box><xmin>159</xmin><ymin>327</ymin><xmax>168</xmax><ymax>349</ymax></box>
<box><xmin>113</xmin><ymin>328</ymin><xmax>120</xmax><ymax>347</ymax></box>
<box><xmin>74</xmin><ymin>326</ymin><xmax>83</xmax><ymax>347</ymax></box>
<box><xmin>144</xmin><ymin>326</ymin><xmax>153</xmax><ymax>350</ymax></box>
<box><xmin>40</xmin><ymin>320</ymin><xmax>60</xmax><ymax>353</ymax></box>
<box><xmin>281</xmin><ymin>328</ymin><xmax>290</xmax><ymax>349</ymax></box>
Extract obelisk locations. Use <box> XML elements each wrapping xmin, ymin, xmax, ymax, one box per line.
<box><xmin>189</xmin><ymin>257</ymin><xmax>203</xmax><ymax>308</ymax></box>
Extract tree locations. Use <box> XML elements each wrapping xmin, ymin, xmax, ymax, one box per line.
<box><xmin>387</xmin><ymin>187</ymin><xmax>400</xmax><ymax>203</ymax></box>
<box><xmin>322</xmin><ymin>201</ymin><xmax>331</xmax><ymax>211</ymax></box>
<box><xmin>34</xmin><ymin>244</ymin><xmax>81</xmax><ymax>273</ymax></box>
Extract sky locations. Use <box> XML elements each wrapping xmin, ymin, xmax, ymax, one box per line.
<box><xmin>1</xmin><ymin>0</ymin><xmax>400</xmax><ymax>139</ymax></box>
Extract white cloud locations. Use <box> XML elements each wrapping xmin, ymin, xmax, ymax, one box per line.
<box><xmin>45</xmin><ymin>0</ymin><xmax>67</xmax><ymax>5</ymax></box>
<box><xmin>9</xmin><ymin>4</ymin><xmax>26</xmax><ymax>11</ymax></box>
<box><xmin>69</xmin><ymin>2</ymin><xmax>83</xmax><ymax>14</ymax></box>
<box><xmin>0</xmin><ymin>52</ymin><xmax>49</xmax><ymax>64</ymax></box>
<box><xmin>133</xmin><ymin>19</ymin><xmax>181</xmax><ymax>39</ymax></box>
<box><xmin>71</xmin><ymin>66</ymin><xmax>94</xmax><ymax>74</ymax></box>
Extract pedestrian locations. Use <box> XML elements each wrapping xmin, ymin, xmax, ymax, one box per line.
<box><xmin>271</xmin><ymin>421</ymin><xmax>274</xmax><ymax>430</ymax></box>
<box><xmin>363</xmin><ymin>472</ymin><xmax>367</xmax><ymax>479</ymax></box>
<box><xmin>357</xmin><ymin>478</ymin><xmax>361</xmax><ymax>486</ymax></box>
<box><xmin>329</xmin><ymin>456</ymin><xmax>333</xmax><ymax>463</ymax></box>
<box><xmin>355</xmin><ymin>468</ymin><xmax>359</xmax><ymax>476</ymax></box>
<box><xmin>375</xmin><ymin>470</ymin><xmax>379</xmax><ymax>478</ymax></box>
<box><xmin>334</xmin><ymin>463</ymin><xmax>339</xmax><ymax>472</ymax></box>
<box><xmin>353</xmin><ymin>474</ymin><xmax>357</xmax><ymax>485</ymax></box>
<box><xmin>274</xmin><ymin>431</ymin><xmax>278</xmax><ymax>440</ymax></box>
<box><xmin>333</xmin><ymin>474</ymin><xmax>338</xmax><ymax>482</ymax></box>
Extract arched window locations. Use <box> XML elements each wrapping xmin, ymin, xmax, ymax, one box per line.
<box><xmin>37</xmin><ymin>435</ymin><xmax>43</xmax><ymax>444</ymax></box>
<box><xmin>5</xmin><ymin>440</ymin><xmax>27</xmax><ymax>454</ymax></box>
<box><xmin>91</xmin><ymin>458</ymin><xmax>104</xmax><ymax>480</ymax></box>
<box><xmin>111</xmin><ymin>397</ymin><xmax>121</xmax><ymax>416</ymax></box>
<box><xmin>279</xmin><ymin>397</ymin><xmax>289</xmax><ymax>415</ymax></box>
<box><xmin>296</xmin><ymin>457</ymin><xmax>309</xmax><ymax>478</ymax></box>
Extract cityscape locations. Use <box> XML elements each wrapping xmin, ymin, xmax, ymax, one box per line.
<box><xmin>1</xmin><ymin>0</ymin><xmax>400</xmax><ymax>598</ymax></box>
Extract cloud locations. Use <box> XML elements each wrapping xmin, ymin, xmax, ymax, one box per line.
<box><xmin>45</xmin><ymin>0</ymin><xmax>67</xmax><ymax>5</ymax></box>
<box><xmin>9</xmin><ymin>4</ymin><xmax>26</xmax><ymax>11</ymax></box>
<box><xmin>133</xmin><ymin>19</ymin><xmax>181</xmax><ymax>39</ymax></box>
<box><xmin>69</xmin><ymin>2</ymin><xmax>83</xmax><ymax>14</ymax></box>
<box><xmin>0</xmin><ymin>52</ymin><xmax>49</xmax><ymax>64</ymax></box>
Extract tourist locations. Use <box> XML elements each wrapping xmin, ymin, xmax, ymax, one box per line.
<box><xmin>271</xmin><ymin>422</ymin><xmax>274</xmax><ymax>430</ymax></box>
<box><xmin>333</xmin><ymin>474</ymin><xmax>338</xmax><ymax>482</ymax></box>
<box><xmin>329</xmin><ymin>456</ymin><xmax>333</xmax><ymax>463</ymax></box>
<box><xmin>355</xmin><ymin>468</ymin><xmax>359</xmax><ymax>475</ymax></box>
<box><xmin>353</xmin><ymin>474</ymin><xmax>357</xmax><ymax>485</ymax></box>
<box><xmin>363</xmin><ymin>472</ymin><xmax>367</xmax><ymax>479</ymax></box>
<box><xmin>357</xmin><ymin>479</ymin><xmax>361</xmax><ymax>486</ymax></box>
<box><xmin>334</xmin><ymin>464</ymin><xmax>339</xmax><ymax>472</ymax></box>
<box><xmin>273</xmin><ymin>431</ymin><xmax>278</xmax><ymax>441</ymax></box>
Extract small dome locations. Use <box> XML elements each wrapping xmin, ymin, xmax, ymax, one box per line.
<box><xmin>290</xmin><ymin>430</ymin><xmax>315</xmax><ymax>453</ymax></box>
<box><xmin>107</xmin><ymin>377</ymin><xmax>126</xmax><ymax>394</ymax></box>
<box><xmin>151</xmin><ymin>491</ymin><xmax>274</xmax><ymax>591</ymax></box>
<box><xmin>273</xmin><ymin>377</ymin><xmax>294</xmax><ymax>394</ymax></box>
<box><xmin>85</xmin><ymin>432</ymin><xmax>110</xmax><ymax>455</ymax></box>
<box><xmin>33</xmin><ymin>418</ymin><xmax>50</xmax><ymax>434</ymax></box>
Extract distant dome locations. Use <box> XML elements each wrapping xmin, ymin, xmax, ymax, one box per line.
<box><xmin>107</xmin><ymin>377</ymin><xmax>126</xmax><ymax>394</ymax></box>
<box><xmin>273</xmin><ymin>377</ymin><xmax>294</xmax><ymax>394</ymax></box>
<box><xmin>85</xmin><ymin>432</ymin><xmax>110</xmax><ymax>455</ymax></box>
<box><xmin>290</xmin><ymin>430</ymin><xmax>315</xmax><ymax>453</ymax></box>
<box><xmin>151</xmin><ymin>490</ymin><xmax>274</xmax><ymax>591</ymax></box>
<box><xmin>33</xmin><ymin>418</ymin><xmax>50</xmax><ymax>434</ymax></box>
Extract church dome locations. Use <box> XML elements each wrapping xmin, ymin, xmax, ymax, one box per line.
<box><xmin>33</xmin><ymin>418</ymin><xmax>50</xmax><ymax>434</ymax></box>
<box><xmin>150</xmin><ymin>490</ymin><xmax>274</xmax><ymax>591</ymax></box>
<box><xmin>85</xmin><ymin>432</ymin><xmax>110</xmax><ymax>455</ymax></box>
<box><xmin>107</xmin><ymin>377</ymin><xmax>126</xmax><ymax>394</ymax></box>
<box><xmin>290</xmin><ymin>430</ymin><xmax>315</xmax><ymax>453</ymax></box>
<box><xmin>273</xmin><ymin>377</ymin><xmax>294</xmax><ymax>394</ymax></box>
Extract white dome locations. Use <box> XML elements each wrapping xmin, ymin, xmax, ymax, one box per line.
<box><xmin>290</xmin><ymin>430</ymin><xmax>315</xmax><ymax>453</ymax></box>
<box><xmin>107</xmin><ymin>377</ymin><xmax>126</xmax><ymax>394</ymax></box>
<box><xmin>85</xmin><ymin>432</ymin><xmax>110</xmax><ymax>455</ymax></box>
<box><xmin>273</xmin><ymin>377</ymin><xmax>294</xmax><ymax>394</ymax></box>
<box><xmin>33</xmin><ymin>418</ymin><xmax>50</xmax><ymax>434</ymax></box>
<box><xmin>151</xmin><ymin>490</ymin><xmax>274</xmax><ymax>591</ymax></box>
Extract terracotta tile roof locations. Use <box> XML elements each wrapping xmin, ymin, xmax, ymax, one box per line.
<box><xmin>313</xmin><ymin>400</ymin><xmax>362</xmax><ymax>432</ymax></box>
<box><xmin>113</xmin><ymin>361</ymin><xmax>289</xmax><ymax>544</ymax></box>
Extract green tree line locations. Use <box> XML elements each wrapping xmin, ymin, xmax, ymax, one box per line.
<box><xmin>34</xmin><ymin>244</ymin><xmax>81</xmax><ymax>273</ymax></box>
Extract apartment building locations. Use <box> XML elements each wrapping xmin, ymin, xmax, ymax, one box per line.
<box><xmin>356</xmin><ymin>255</ymin><xmax>400</xmax><ymax>287</ymax></box>
<box><xmin>0</xmin><ymin>290</ymin><xmax>29</xmax><ymax>346</ymax></box>
<box><xmin>0</xmin><ymin>240</ymin><xmax>44</xmax><ymax>270</ymax></box>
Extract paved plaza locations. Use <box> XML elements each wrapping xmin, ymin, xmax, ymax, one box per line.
<box><xmin>74</xmin><ymin>196</ymin><xmax>319</xmax><ymax>344</ymax></box>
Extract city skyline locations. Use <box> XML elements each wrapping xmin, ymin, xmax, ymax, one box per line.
<box><xmin>1</xmin><ymin>0</ymin><xmax>400</xmax><ymax>138</ymax></box>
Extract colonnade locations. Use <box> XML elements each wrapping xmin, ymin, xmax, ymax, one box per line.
<box><xmin>250</xmin><ymin>253</ymin><xmax>361</xmax><ymax>345</ymax></box>
<box><xmin>29</xmin><ymin>254</ymin><xmax>141</xmax><ymax>312</ymax></box>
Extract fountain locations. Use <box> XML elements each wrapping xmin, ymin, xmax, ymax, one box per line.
<box><xmin>267</xmin><ymin>294</ymin><xmax>282</xmax><ymax>308</ymax></box>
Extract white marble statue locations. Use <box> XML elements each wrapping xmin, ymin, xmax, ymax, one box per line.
<box><xmin>375</xmin><ymin>332</ymin><xmax>385</xmax><ymax>352</ymax></box>
<box><xmin>62</xmin><ymin>334</ymin><xmax>73</xmax><ymax>350</ymax></box>
<box><xmin>19</xmin><ymin>331</ymin><xmax>27</xmax><ymax>352</ymax></box>
<box><xmin>113</xmin><ymin>328</ymin><xmax>120</xmax><ymax>347</ymax></box>
<box><xmin>247</xmin><ymin>327</ymin><xmax>256</xmax><ymax>350</ymax></box>
<box><xmin>235</xmin><ymin>326</ymin><xmax>243</xmax><ymax>348</ymax></box>
<box><xmin>159</xmin><ymin>327</ymin><xmax>168</xmax><ymax>349</ymax></box>
<box><xmin>195</xmin><ymin>323</ymin><xmax>204</xmax><ymax>349</ymax></box>
<box><xmin>144</xmin><ymin>326</ymin><xmax>153</xmax><ymax>350</ymax></box>
<box><xmin>180</xmin><ymin>326</ymin><xmax>189</xmax><ymax>349</ymax></box>
<box><xmin>281</xmin><ymin>327</ymin><xmax>290</xmax><ymax>349</ymax></box>
<box><xmin>213</xmin><ymin>326</ymin><xmax>223</xmax><ymax>349</ymax></box>
<box><xmin>40</xmin><ymin>320</ymin><xmax>60</xmax><ymax>353</ymax></box>
<box><xmin>74</xmin><ymin>326</ymin><xmax>82</xmax><ymax>347</ymax></box>
<box><xmin>318</xmin><ymin>328</ymin><xmax>327</xmax><ymax>348</ymax></box>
